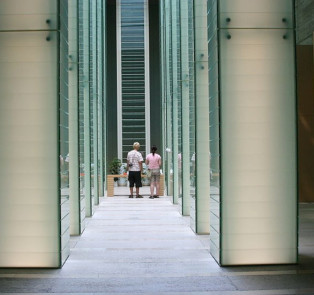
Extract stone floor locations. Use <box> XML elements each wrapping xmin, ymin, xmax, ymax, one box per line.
<box><xmin>0</xmin><ymin>187</ymin><xmax>314</xmax><ymax>294</ymax></box>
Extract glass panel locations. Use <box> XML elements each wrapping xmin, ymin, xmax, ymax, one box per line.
<box><xmin>0</xmin><ymin>0</ymin><xmax>58</xmax><ymax>30</ymax></box>
<box><xmin>219</xmin><ymin>28</ymin><xmax>297</xmax><ymax>265</ymax></box>
<box><xmin>170</xmin><ymin>0</ymin><xmax>179</xmax><ymax>204</ymax></box>
<box><xmin>219</xmin><ymin>0</ymin><xmax>294</xmax><ymax>29</ymax></box>
<box><xmin>97</xmin><ymin>0</ymin><xmax>104</xmax><ymax>198</ymax></box>
<box><xmin>90</xmin><ymin>0</ymin><xmax>98</xmax><ymax>204</ymax></box>
<box><xmin>176</xmin><ymin>0</ymin><xmax>183</xmax><ymax>203</ymax></box>
<box><xmin>179</xmin><ymin>0</ymin><xmax>191</xmax><ymax>216</ymax></box>
<box><xmin>59</xmin><ymin>0</ymin><xmax>70</xmax><ymax>266</ymax></box>
<box><xmin>165</xmin><ymin>0</ymin><xmax>173</xmax><ymax>198</ymax></box>
<box><xmin>79</xmin><ymin>0</ymin><xmax>92</xmax><ymax>216</ymax></box>
<box><xmin>208</xmin><ymin>0</ymin><xmax>220</xmax><ymax>264</ymax></box>
<box><xmin>68</xmin><ymin>0</ymin><xmax>82</xmax><ymax>235</ymax></box>
<box><xmin>78</xmin><ymin>0</ymin><xmax>86</xmax><ymax>227</ymax></box>
<box><xmin>188</xmin><ymin>0</ymin><xmax>196</xmax><ymax>232</ymax></box>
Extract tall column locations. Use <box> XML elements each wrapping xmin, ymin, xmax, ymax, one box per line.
<box><xmin>180</xmin><ymin>0</ymin><xmax>191</xmax><ymax>216</ymax></box>
<box><xmin>80</xmin><ymin>0</ymin><xmax>93</xmax><ymax>217</ymax></box>
<box><xmin>193</xmin><ymin>0</ymin><xmax>210</xmax><ymax>234</ymax></box>
<box><xmin>69</xmin><ymin>0</ymin><xmax>81</xmax><ymax>235</ymax></box>
<box><xmin>0</xmin><ymin>0</ymin><xmax>69</xmax><ymax>267</ymax></box>
<box><xmin>171</xmin><ymin>0</ymin><xmax>179</xmax><ymax>204</ymax></box>
<box><xmin>165</xmin><ymin>0</ymin><xmax>173</xmax><ymax>197</ymax></box>
<box><xmin>102</xmin><ymin>0</ymin><xmax>107</xmax><ymax>194</ymax></box>
<box><xmin>97</xmin><ymin>0</ymin><xmax>104</xmax><ymax>198</ymax></box>
<box><xmin>90</xmin><ymin>0</ymin><xmax>99</xmax><ymax>205</ymax></box>
<box><xmin>159</xmin><ymin>0</ymin><xmax>166</xmax><ymax>181</ymax></box>
<box><xmin>209</xmin><ymin>0</ymin><xmax>297</xmax><ymax>265</ymax></box>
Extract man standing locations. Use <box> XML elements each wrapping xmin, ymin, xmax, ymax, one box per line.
<box><xmin>127</xmin><ymin>142</ymin><xmax>143</xmax><ymax>198</ymax></box>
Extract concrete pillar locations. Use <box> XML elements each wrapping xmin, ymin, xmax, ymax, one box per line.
<box><xmin>194</xmin><ymin>0</ymin><xmax>210</xmax><ymax>234</ymax></box>
<box><xmin>69</xmin><ymin>0</ymin><xmax>82</xmax><ymax>236</ymax></box>
<box><xmin>209</xmin><ymin>0</ymin><xmax>297</xmax><ymax>265</ymax></box>
<box><xmin>78</xmin><ymin>0</ymin><xmax>93</xmax><ymax>217</ymax></box>
<box><xmin>0</xmin><ymin>0</ymin><xmax>69</xmax><ymax>267</ymax></box>
<box><xmin>171</xmin><ymin>0</ymin><xmax>179</xmax><ymax>204</ymax></box>
<box><xmin>180</xmin><ymin>0</ymin><xmax>191</xmax><ymax>216</ymax></box>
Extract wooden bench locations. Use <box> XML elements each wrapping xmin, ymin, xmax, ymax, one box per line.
<box><xmin>106</xmin><ymin>174</ymin><xmax>164</xmax><ymax>197</ymax></box>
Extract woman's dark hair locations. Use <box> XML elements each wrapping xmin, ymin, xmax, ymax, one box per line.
<box><xmin>151</xmin><ymin>145</ymin><xmax>157</xmax><ymax>156</ymax></box>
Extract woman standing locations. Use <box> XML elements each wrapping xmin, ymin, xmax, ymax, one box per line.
<box><xmin>145</xmin><ymin>145</ymin><xmax>162</xmax><ymax>199</ymax></box>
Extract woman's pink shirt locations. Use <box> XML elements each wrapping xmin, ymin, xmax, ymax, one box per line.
<box><xmin>146</xmin><ymin>153</ymin><xmax>161</xmax><ymax>169</ymax></box>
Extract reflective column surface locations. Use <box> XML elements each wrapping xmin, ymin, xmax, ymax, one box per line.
<box><xmin>210</xmin><ymin>0</ymin><xmax>297</xmax><ymax>265</ymax></box>
<box><xmin>0</xmin><ymin>0</ymin><xmax>64</xmax><ymax>267</ymax></box>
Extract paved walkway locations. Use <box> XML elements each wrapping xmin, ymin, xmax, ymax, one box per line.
<box><xmin>0</xmin><ymin>188</ymin><xmax>314</xmax><ymax>294</ymax></box>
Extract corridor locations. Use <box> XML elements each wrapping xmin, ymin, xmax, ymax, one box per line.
<box><xmin>0</xmin><ymin>189</ymin><xmax>314</xmax><ymax>294</ymax></box>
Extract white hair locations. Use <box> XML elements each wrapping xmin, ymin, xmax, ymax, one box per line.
<box><xmin>133</xmin><ymin>142</ymin><xmax>140</xmax><ymax>149</ymax></box>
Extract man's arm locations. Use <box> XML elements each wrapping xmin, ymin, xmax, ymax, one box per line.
<box><xmin>139</xmin><ymin>161</ymin><xmax>143</xmax><ymax>173</ymax></box>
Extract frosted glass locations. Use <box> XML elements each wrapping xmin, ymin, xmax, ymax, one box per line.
<box><xmin>68</xmin><ymin>0</ymin><xmax>81</xmax><ymax>235</ymax></box>
<box><xmin>194</xmin><ymin>0</ymin><xmax>210</xmax><ymax>234</ymax></box>
<box><xmin>180</xmin><ymin>0</ymin><xmax>192</xmax><ymax>216</ymax></box>
<box><xmin>208</xmin><ymin>0</ymin><xmax>220</xmax><ymax>262</ymax></box>
<box><xmin>90</xmin><ymin>0</ymin><xmax>97</xmax><ymax>205</ymax></box>
<box><xmin>60</xmin><ymin>0</ymin><xmax>70</xmax><ymax>266</ymax></box>
<box><xmin>171</xmin><ymin>0</ymin><xmax>179</xmax><ymax>204</ymax></box>
<box><xmin>187</xmin><ymin>0</ymin><xmax>196</xmax><ymax>229</ymax></box>
<box><xmin>97</xmin><ymin>0</ymin><xmax>105</xmax><ymax>199</ymax></box>
<box><xmin>0</xmin><ymin>0</ymin><xmax>58</xmax><ymax>30</ymax></box>
<box><xmin>0</xmin><ymin>32</ymin><xmax>59</xmax><ymax>267</ymax></box>
<box><xmin>220</xmin><ymin>28</ymin><xmax>297</xmax><ymax>265</ymax></box>
<box><xmin>219</xmin><ymin>0</ymin><xmax>294</xmax><ymax>29</ymax></box>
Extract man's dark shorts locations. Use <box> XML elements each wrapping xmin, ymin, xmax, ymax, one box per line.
<box><xmin>128</xmin><ymin>171</ymin><xmax>142</xmax><ymax>188</ymax></box>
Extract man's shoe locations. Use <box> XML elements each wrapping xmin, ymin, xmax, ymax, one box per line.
<box><xmin>136</xmin><ymin>195</ymin><xmax>143</xmax><ymax>198</ymax></box>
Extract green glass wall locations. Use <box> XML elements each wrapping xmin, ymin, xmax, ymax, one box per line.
<box><xmin>193</xmin><ymin>0</ymin><xmax>210</xmax><ymax>234</ymax></box>
<box><xmin>187</xmin><ymin>0</ymin><xmax>196</xmax><ymax>221</ymax></box>
<box><xmin>78</xmin><ymin>0</ymin><xmax>105</xmax><ymax>213</ymax></box>
<box><xmin>97</xmin><ymin>0</ymin><xmax>105</xmax><ymax>199</ymax></box>
<box><xmin>179</xmin><ymin>0</ymin><xmax>192</xmax><ymax>216</ymax></box>
<box><xmin>69</xmin><ymin>0</ymin><xmax>88</xmax><ymax>236</ymax></box>
<box><xmin>59</xmin><ymin>0</ymin><xmax>71</xmax><ymax>264</ymax></box>
<box><xmin>90</xmin><ymin>0</ymin><xmax>98</xmax><ymax>205</ymax></box>
<box><xmin>162</xmin><ymin>0</ymin><xmax>173</xmax><ymax>199</ymax></box>
<box><xmin>171</xmin><ymin>0</ymin><xmax>179</xmax><ymax>204</ymax></box>
<box><xmin>78</xmin><ymin>0</ymin><xmax>88</xmax><ymax>224</ymax></box>
<box><xmin>161</xmin><ymin>0</ymin><xmax>210</xmax><ymax>233</ymax></box>
<box><xmin>208</xmin><ymin>0</ymin><xmax>220</xmax><ymax>262</ymax></box>
<box><xmin>79</xmin><ymin>0</ymin><xmax>93</xmax><ymax>216</ymax></box>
